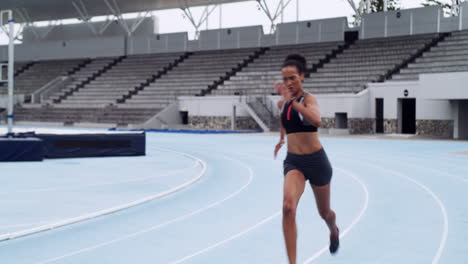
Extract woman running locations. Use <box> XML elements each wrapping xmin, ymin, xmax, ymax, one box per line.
<box><xmin>274</xmin><ymin>54</ymin><xmax>339</xmax><ymax>264</ymax></box>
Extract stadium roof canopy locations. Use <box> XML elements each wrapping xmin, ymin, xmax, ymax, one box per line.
<box><xmin>0</xmin><ymin>0</ymin><xmax>253</xmax><ymax>23</ymax></box>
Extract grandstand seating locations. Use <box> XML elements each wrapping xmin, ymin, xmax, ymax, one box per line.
<box><xmin>212</xmin><ymin>42</ymin><xmax>343</xmax><ymax>96</ymax></box>
<box><xmin>1</xmin><ymin>59</ymin><xmax>85</xmax><ymax>95</ymax></box>
<box><xmin>58</xmin><ymin>53</ymin><xmax>183</xmax><ymax>107</ymax></box>
<box><xmin>7</xmin><ymin>29</ymin><xmax>467</xmax><ymax>126</ymax></box>
<box><xmin>303</xmin><ymin>34</ymin><xmax>438</xmax><ymax>93</ymax></box>
<box><xmin>47</xmin><ymin>57</ymin><xmax>116</xmax><ymax>103</ymax></box>
<box><xmin>391</xmin><ymin>30</ymin><xmax>468</xmax><ymax>81</ymax></box>
<box><xmin>124</xmin><ymin>48</ymin><xmax>260</xmax><ymax>108</ymax></box>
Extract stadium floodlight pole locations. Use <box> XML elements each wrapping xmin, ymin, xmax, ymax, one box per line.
<box><xmin>296</xmin><ymin>0</ymin><xmax>299</xmax><ymax>21</ymax></box>
<box><xmin>384</xmin><ymin>0</ymin><xmax>388</xmax><ymax>12</ymax></box>
<box><xmin>281</xmin><ymin>0</ymin><xmax>284</xmax><ymax>23</ymax></box>
<box><xmin>0</xmin><ymin>10</ymin><xmax>15</xmax><ymax>136</ymax></box>
<box><xmin>219</xmin><ymin>4</ymin><xmax>222</xmax><ymax>29</ymax></box>
<box><xmin>459</xmin><ymin>1</ymin><xmax>463</xmax><ymax>30</ymax></box>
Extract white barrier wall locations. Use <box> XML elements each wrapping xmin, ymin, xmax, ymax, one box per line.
<box><xmin>22</xmin><ymin>17</ymin><xmax>157</xmax><ymax>43</ymax></box>
<box><xmin>11</xmin><ymin>36</ymin><xmax>126</xmax><ymax>61</ymax></box>
<box><xmin>178</xmin><ymin>96</ymin><xmax>250</xmax><ymax>117</ymax></box>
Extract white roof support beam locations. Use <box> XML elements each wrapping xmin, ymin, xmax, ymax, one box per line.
<box><xmin>179</xmin><ymin>0</ymin><xmax>217</xmax><ymax>39</ymax></box>
<box><xmin>98</xmin><ymin>16</ymin><xmax>113</xmax><ymax>35</ymax></box>
<box><xmin>72</xmin><ymin>0</ymin><xmax>97</xmax><ymax>35</ymax></box>
<box><xmin>39</xmin><ymin>20</ymin><xmax>60</xmax><ymax>39</ymax></box>
<box><xmin>14</xmin><ymin>8</ymin><xmax>38</xmax><ymax>39</ymax></box>
<box><xmin>130</xmin><ymin>11</ymin><xmax>151</xmax><ymax>34</ymax></box>
<box><xmin>103</xmin><ymin>0</ymin><xmax>132</xmax><ymax>36</ymax></box>
<box><xmin>347</xmin><ymin>0</ymin><xmax>371</xmax><ymax>26</ymax></box>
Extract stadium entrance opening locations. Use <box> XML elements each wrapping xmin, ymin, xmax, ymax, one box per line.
<box><xmin>398</xmin><ymin>98</ymin><xmax>416</xmax><ymax>134</ymax></box>
<box><xmin>457</xmin><ymin>100</ymin><xmax>468</xmax><ymax>140</ymax></box>
<box><xmin>375</xmin><ymin>98</ymin><xmax>384</xmax><ymax>133</ymax></box>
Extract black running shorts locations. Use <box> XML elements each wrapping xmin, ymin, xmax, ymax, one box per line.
<box><xmin>283</xmin><ymin>148</ymin><xmax>333</xmax><ymax>186</ymax></box>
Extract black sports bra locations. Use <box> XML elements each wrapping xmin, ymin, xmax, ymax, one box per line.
<box><xmin>281</xmin><ymin>93</ymin><xmax>318</xmax><ymax>134</ymax></box>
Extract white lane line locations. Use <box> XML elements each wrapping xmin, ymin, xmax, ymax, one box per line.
<box><xmin>170</xmin><ymin>211</ymin><xmax>282</xmax><ymax>264</ymax></box>
<box><xmin>0</xmin><ymin>221</ymin><xmax>51</xmax><ymax>230</ymax></box>
<box><xmin>33</xmin><ymin>155</ymin><xmax>254</xmax><ymax>264</ymax></box>
<box><xmin>362</xmin><ymin>162</ymin><xmax>449</xmax><ymax>264</ymax></box>
<box><xmin>0</xmin><ymin>167</ymin><xmax>196</xmax><ymax>194</ymax></box>
<box><xmin>0</xmin><ymin>154</ymin><xmax>199</xmax><ymax>194</ymax></box>
<box><xmin>0</xmin><ymin>148</ymin><xmax>206</xmax><ymax>243</ymax></box>
<box><xmin>302</xmin><ymin>167</ymin><xmax>370</xmax><ymax>264</ymax></box>
<box><xmin>337</xmin><ymin>153</ymin><xmax>448</xmax><ymax>264</ymax></box>
<box><xmin>345</xmin><ymin>151</ymin><xmax>468</xmax><ymax>183</ymax></box>
<box><xmin>167</xmin><ymin>156</ymin><xmax>274</xmax><ymax>264</ymax></box>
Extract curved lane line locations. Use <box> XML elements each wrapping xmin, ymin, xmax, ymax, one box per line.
<box><xmin>337</xmin><ymin>153</ymin><xmax>448</xmax><ymax>264</ymax></box>
<box><xmin>302</xmin><ymin>167</ymin><xmax>370</xmax><ymax>264</ymax></box>
<box><xmin>361</xmin><ymin>162</ymin><xmax>448</xmax><ymax>264</ymax></box>
<box><xmin>33</xmin><ymin>154</ymin><xmax>254</xmax><ymax>264</ymax></box>
<box><xmin>0</xmin><ymin>148</ymin><xmax>206</xmax><ymax>243</ymax></box>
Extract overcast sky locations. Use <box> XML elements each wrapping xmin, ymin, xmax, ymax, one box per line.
<box><xmin>0</xmin><ymin>0</ymin><xmax>453</xmax><ymax>44</ymax></box>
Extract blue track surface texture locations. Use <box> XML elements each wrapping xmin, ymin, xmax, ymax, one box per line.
<box><xmin>0</xmin><ymin>130</ymin><xmax>467</xmax><ymax>264</ymax></box>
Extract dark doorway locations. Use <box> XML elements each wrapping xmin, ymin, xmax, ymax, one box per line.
<box><xmin>180</xmin><ymin>111</ymin><xmax>188</xmax><ymax>125</ymax></box>
<box><xmin>344</xmin><ymin>31</ymin><xmax>359</xmax><ymax>43</ymax></box>
<box><xmin>376</xmin><ymin>98</ymin><xmax>384</xmax><ymax>133</ymax></box>
<box><xmin>401</xmin><ymin>99</ymin><xmax>416</xmax><ymax>134</ymax></box>
<box><xmin>335</xmin><ymin>113</ymin><xmax>348</xmax><ymax>129</ymax></box>
<box><xmin>459</xmin><ymin>100</ymin><xmax>468</xmax><ymax>139</ymax></box>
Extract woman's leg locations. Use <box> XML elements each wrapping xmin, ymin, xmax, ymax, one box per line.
<box><xmin>283</xmin><ymin>170</ymin><xmax>306</xmax><ymax>264</ymax></box>
<box><xmin>311</xmin><ymin>184</ymin><xmax>339</xmax><ymax>238</ymax></box>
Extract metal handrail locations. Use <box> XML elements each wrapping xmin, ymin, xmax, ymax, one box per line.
<box><xmin>31</xmin><ymin>76</ymin><xmax>72</xmax><ymax>104</ymax></box>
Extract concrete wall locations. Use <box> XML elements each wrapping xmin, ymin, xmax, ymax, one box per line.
<box><xmin>421</xmin><ymin>72</ymin><xmax>468</xmax><ymax>100</ymax></box>
<box><xmin>359</xmin><ymin>5</ymin><xmax>468</xmax><ymax>39</ymax></box>
<box><xmin>198</xmin><ymin>26</ymin><xmax>263</xmax><ymax>50</ymax></box>
<box><xmin>127</xmin><ymin>32</ymin><xmax>188</xmax><ymax>55</ymax></box>
<box><xmin>368</xmin><ymin>80</ymin><xmax>453</xmax><ymax>120</ymax></box>
<box><xmin>361</xmin><ymin>6</ymin><xmax>442</xmax><ymax>39</ymax></box>
<box><xmin>178</xmin><ymin>96</ymin><xmax>250</xmax><ymax>117</ymax></box>
<box><xmin>22</xmin><ymin>17</ymin><xmax>157</xmax><ymax>43</ymax></box>
<box><xmin>276</xmin><ymin>17</ymin><xmax>347</xmax><ymax>45</ymax></box>
<box><xmin>10</xmin><ymin>36</ymin><xmax>125</xmax><ymax>61</ymax></box>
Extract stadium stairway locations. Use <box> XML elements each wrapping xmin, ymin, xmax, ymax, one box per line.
<box><xmin>1</xmin><ymin>59</ymin><xmax>88</xmax><ymax>99</ymax></box>
<box><xmin>51</xmin><ymin>57</ymin><xmax>123</xmax><ymax>104</ymax></box>
<box><xmin>58</xmin><ymin>53</ymin><xmax>185</xmax><ymax>107</ymax></box>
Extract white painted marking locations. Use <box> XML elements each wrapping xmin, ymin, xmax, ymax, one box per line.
<box><xmin>302</xmin><ymin>167</ymin><xmax>370</xmax><ymax>264</ymax></box>
<box><xmin>169</xmin><ymin>211</ymin><xmax>282</xmax><ymax>264</ymax></box>
<box><xmin>0</xmin><ymin>162</ymin><xmax>197</xmax><ymax>194</ymax></box>
<box><xmin>363</xmin><ymin>163</ymin><xmax>449</xmax><ymax>264</ymax></box>
<box><xmin>0</xmin><ymin>148</ymin><xmax>207</xmax><ymax>243</ymax></box>
<box><xmin>33</xmin><ymin>155</ymin><xmax>254</xmax><ymax>264</ymax></box>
